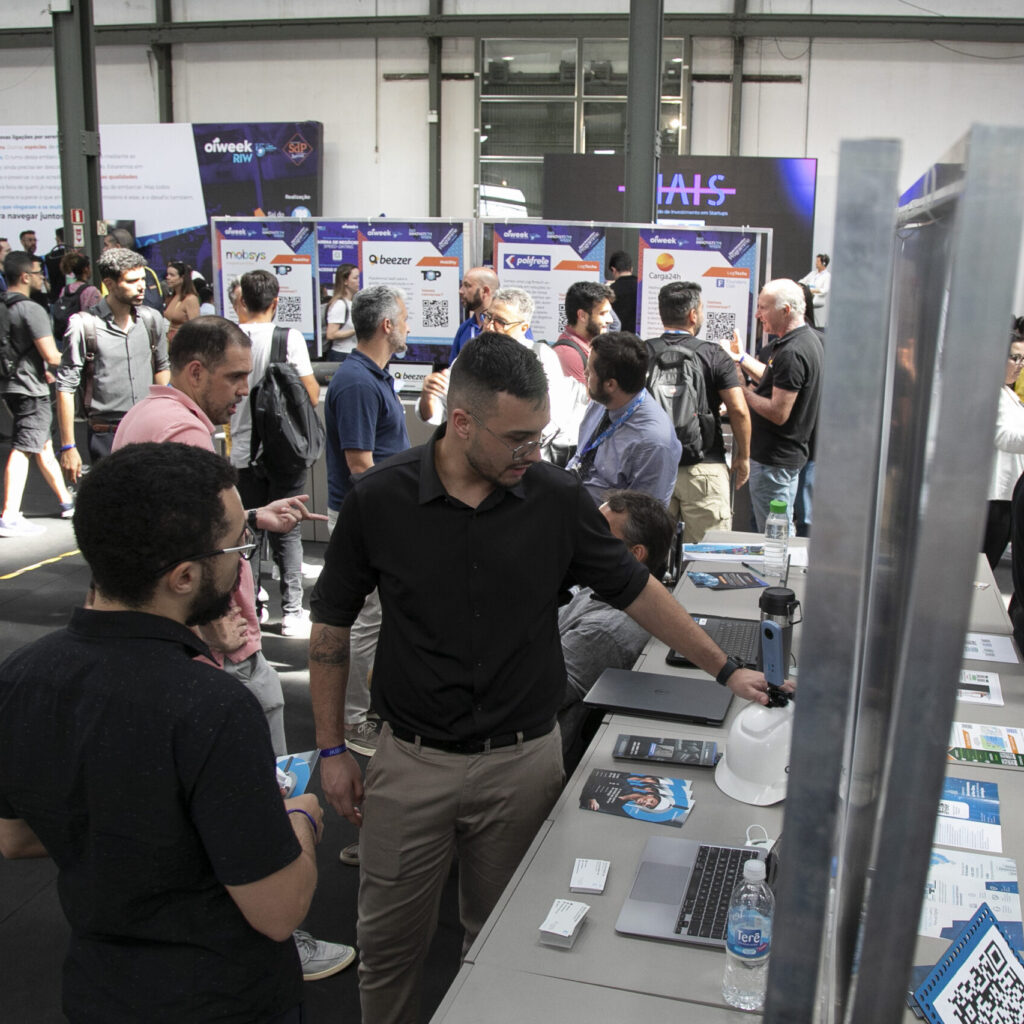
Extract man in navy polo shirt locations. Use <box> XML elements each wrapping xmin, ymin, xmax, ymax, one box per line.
<box><xmin>324</xmin><ymin>285</ymin><xmax>411</xmax><ymax>758</ymax></box>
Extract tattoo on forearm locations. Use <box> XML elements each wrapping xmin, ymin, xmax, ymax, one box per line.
<box><xmin>309</xmin><ymin>633</ymin><xmax>350</xmax><ymax>668</ymax></box>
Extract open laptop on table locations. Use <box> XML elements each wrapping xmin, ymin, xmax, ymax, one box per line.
<box><xmin>583</xmin><ymin>666</ymin><xmax>733</xmax><ymax>727</ymax></box>
<box><xmin>665</xmin><ymin>614</ymin><xmax>761</xmax><ymax>669</ymax></box>
<box><xmin>616</xmin><ymin>835</ymin><xmax>767</xmax><ymax>947</ymax></box>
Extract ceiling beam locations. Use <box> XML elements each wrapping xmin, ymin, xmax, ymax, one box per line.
<box><xmin>2</xmin><ymin>13</ymin><xmax>1024</xmax><ymax>49</ymax></box>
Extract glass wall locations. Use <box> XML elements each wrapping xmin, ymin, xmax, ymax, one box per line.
<box><xmin>478</xmin><ymin>37</ymin><xmax>689</xmax><ymax>216</ymax></box>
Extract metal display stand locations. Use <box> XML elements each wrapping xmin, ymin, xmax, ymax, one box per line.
<box><xmin>765</xmin><ymin>126</ymin><xmax>1024</xmax><ymax>1023</ymax></box>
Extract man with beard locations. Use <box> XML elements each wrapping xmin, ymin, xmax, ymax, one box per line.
<box><xmin>554</xmin><ymin>279</ymin><xmax>615</xmax><ymax>386</ymax></box>
<box><xmin>309</xmin><ymin>333</ymin><xmax>778</xmax><ymax>1024</ymax></box>
<box><xmin>112</xmin><ymin>319</ymin><xmax>349</xmax><ymax>983</ymax></box>
<box><xmin>567</xmin><ymin>331</ymin><xmax>681</xmax><ymax>506</ymax></box>
<box><xmin>0</xmin><ymin>443</ymin><xmax>323</xmax><ymax>1023</ymax></box>
<box><xmin>448</xmin><ymin>265</ymin><xmax>499</xmax><ymax>361</ymax></box>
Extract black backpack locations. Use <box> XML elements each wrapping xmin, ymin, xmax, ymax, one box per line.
<box><xmin>52</xmin><ymin>284</ymin><xmax>86</xmax><ymax>343</ymax></box>
<box><xmin>249</xmin><ymin>327</ymin><xmax>326</xmax><ymax>478</ymax></box>
<box><xmin>0</xmin><ymin>293</ymin><xmax>30</xmax><ymax>380</ymax></box>
<box><xmin>644</xmin><ymin>333</ymin><xmax>715</xmax><ymax>466</ymax></box>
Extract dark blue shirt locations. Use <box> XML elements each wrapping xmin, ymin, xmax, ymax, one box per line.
<box><xmin>325</xmin><ymin>348</ymin><xmax>410</xmax><ymax>510</ymax></box>
<box><xmin>449</xmin><ymin>314</ymin><xmax>482</xmax><ymax>362</ymax></box>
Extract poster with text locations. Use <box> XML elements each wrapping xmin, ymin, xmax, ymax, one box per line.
<box><xmin>0</xmin><ymin>121</ymin><xmax>322</xmax><ymax>284</ymax></box>
<box><xmin>357</xmin><ymin>222</ymin><xmax>464</xmax><ymax>363</ymax></box>
<box><xmin>214</xmin><ymin>219</ymin><xmax>318</xmax><ymax>343</ymax></box>
<box><xmin>636</xmin><ymin>228</ymin><xmax>760</xmax><ymax>345</ymax></box>
<box><xmin>316</xmin><ymin>221</ymin><xmax>360</xmax><ymax>291</ymax></box>
<box><xmin>492</xmin><ymin>223</ymin><xmax>605</xmax><ymax>342</ymax></box>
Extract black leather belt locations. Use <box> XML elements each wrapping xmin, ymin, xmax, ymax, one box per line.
<box><xmin>389</xmin><ymin>719</ymin><xmax>555</xmax><ymax>754</ymax></box>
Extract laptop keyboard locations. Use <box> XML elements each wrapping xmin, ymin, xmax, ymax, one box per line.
<box><xmin>675</xmin><ymin>845</ymin><xmax>760</xmax><ymax>939</ymax></box>
<box><xmin>712</xmin><ymin>619</ymin><xmax>761</xmax><ymax>665</ymax></box>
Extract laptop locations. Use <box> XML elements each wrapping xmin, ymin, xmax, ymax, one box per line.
<box><xmin>616</xmin><ymin>835</ymin><xmax>767</xmax><ymax>947</ymax></box>
<box><xmin>666</xmin><ymin>614</ymin><xmax>760</xmax><ymax>669</ymax></box>
<box><xmin>583</xmin><ymin>667</ymin><xmax>733</xmax><ymax>727</ymax></box>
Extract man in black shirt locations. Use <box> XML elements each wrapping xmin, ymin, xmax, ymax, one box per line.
<box><xmin>0</xmin><ymin>443</ymin><xmax>322</xmax><ymax>1024</ymax></box>
<box><xmin>738</xmin><ymin>278</ymin><xmax>824</xmax><ymax>532</ymax></box>
<box><xmin>607</xmin><ymin>249</ymin><xmax>638</xmax><ymax>331</ymax></box>
<box><xmin>309</xmin><ymin>332</ymin><xmax>776</xmax><ymax>1024</ymax></box>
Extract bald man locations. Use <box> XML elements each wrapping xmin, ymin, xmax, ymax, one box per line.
<box><xmin>449</xmin><ymin>266</ymin><xmax>499</xmax><ymax>362</ymax></box>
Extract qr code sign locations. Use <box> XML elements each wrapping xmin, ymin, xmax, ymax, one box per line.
<box><xmin>704</xmin><ymin>310</ymin><xmax>736</xmax><ymax>341</ymax></box>
<box><xmin>941</xmin><ymin>938</ymin><xmax>1024</xmax><ymax>1024</ymax></box>
<box><xmin>422</xmin><ymin>300</ymin><xmax>449</xmax><ymax>329</ymax></box>
<box><xmin>276</xmin><ymin>296</ymin><xmax>302</xmax><ymax>324</ymax></box>
<box><xmin>557</xmin><ymin>305</ymin><xmax>568</xmax><ymax>336</ymax></box>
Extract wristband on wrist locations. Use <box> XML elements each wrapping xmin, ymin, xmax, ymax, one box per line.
<box><xmin>716</xmin><ymin>656</ymin><xmax>741</xmax><ymax>687</ymax></box>
<box><xmin>738</xmin><ymin>353</ymin><xmax>746</xmax><ymax>366</ymax></box>
<box><xmin>319</xmin><ymin>743</ymin><xmax>348</xmax><ymax>757</ymax></box>
<box><xmin>287</xmin><ymin>808</ymin><xmax>319</xmax><ymax>842</ymax></box>
<box><xmin>246</xmin><ymin>508</ymin><xmax>260</xmax><ymax>532</ymax></box>
<box><xmin>60</xmin><ymin>443</ymin><xmax>77</xmax><ymax>452</ymax></box>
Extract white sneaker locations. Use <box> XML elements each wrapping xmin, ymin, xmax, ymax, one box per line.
<box><xmin>0</xmin><ymin>515</ymin><xmax>45</xmax><ymax>538</ymax></box>
<box><xmin>281</xmin><ymin>610</ymin><xmax>312</xmax><ymax>638</ymax></box>
<box><xmin>293</xmin><ymin>929</ymin><xmax>356</xmax><ymax>981</ymax></box>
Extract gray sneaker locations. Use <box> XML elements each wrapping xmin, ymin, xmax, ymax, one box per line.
<box><xmin>339</xmin><ymin>841</ymin><xmax>360</xmax><ymax>866</ymax></box>
<box><xmin>345</xmin><ymin>718</ymin><xmax>381</xmax><ymax>756</ymax></box>
<box><xmin>293</xmin><ymin>929</ymin><xmax>356</xmax><ymax>981</ymax></box>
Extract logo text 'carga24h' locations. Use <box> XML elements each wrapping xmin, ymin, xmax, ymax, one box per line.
<box><xmin>285</xmin><ymin>132</ymin><xmax>313</xmax><ymax>167</ymax></box>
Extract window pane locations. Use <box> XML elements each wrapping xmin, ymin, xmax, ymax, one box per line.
<box><xmin>481</xmin><ymin>101</ymin><xmax>576</xmax><ymax>158</ymax></box>
<box><xmin>479</xmin><ymin>162</ymin><xmax>544</xmax><ymax>219</ymax></box>
<box><xmin>582</xmin><ymin>39</ymin><xmax>628</xmax><ymax>96</ymax></box>
<box><xmin>583</xmin><ymin>102</ymin><xmax>626</xmax><ymax>155</ymax></box>
<box><xmin>662</xmin><ymin>39</ymin><xmax>685</xmax><ymax>98</ymax></box>
<box><xmin>661</xmin><ymin>102</ymin><xmax>685</xmax><ymax>157</ymax></box>
<box><xmin>482</xmin><ymin>40</ymin><xmax>577</xmax><ymax>96</ymax></box>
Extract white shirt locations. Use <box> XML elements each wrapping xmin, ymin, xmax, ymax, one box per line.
<box><xmin>326</xmin><ymin>298</ymin><xmax>356</xmax><ymax>354</ymax></box>
<box><xmin>990</xmin><ymin>384</ymin><xmax>1024</xmax><ymax>501</ymax></box>
<box><xmin>229</xmin><ymin>322</ymin><xmax>315</xmax><ymax>467</ymax></box>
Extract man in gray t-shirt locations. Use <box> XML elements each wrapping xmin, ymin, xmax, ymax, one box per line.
<box><xmin>557</xmin><ymin>489</ymin><xmax>676</xmax><ymax>767</ymax></box>
<box><xmin>0</xmin><ymin>251</ymin><xmax>74</xmax><ymax>538</ymax></box>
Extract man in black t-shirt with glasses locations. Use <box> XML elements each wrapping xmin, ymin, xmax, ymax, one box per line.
<box><xmin>0</xmin><ymin>443</ymin><xmax>322</xmax><ymax>1024</ymax></box>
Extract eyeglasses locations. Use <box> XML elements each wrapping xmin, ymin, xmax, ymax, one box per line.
<box><xmin>469</xmin><ymin>412</ymin><xmax>559</xmax><ymax>461</ymax></box>
<box><xmin>151</xmin><ymin>524</ymin><xmax>259</xmax><ymax>577</ymax></box>
<box><xmin>1009</xmin><ymin>354</ymin><xmax>1024</xmax><ymax>364</ymax></box>
<box><xmin>481</xmin><ymin>311</ymin><xmax>525</xmax><ymax>331</ymax></box>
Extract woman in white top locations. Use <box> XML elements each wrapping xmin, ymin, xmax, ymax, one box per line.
<box><xmin>984</xmin><ymin>334</ymin><xmax>1024</xmax><ymax>567</ymax></box>
<box><xmin>325</xmin><ymin>263</ymin><xmax>360</xmax><ymax>361</ymax></box>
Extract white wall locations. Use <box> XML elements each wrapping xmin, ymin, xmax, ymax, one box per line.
<box><xmin>2</xmin><ymin>3</ymin><xmax>1023</xmax><ymax>303</ymax></box>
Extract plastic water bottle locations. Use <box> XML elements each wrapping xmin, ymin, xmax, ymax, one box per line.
<box><xmin>763</xmin><ymin>499</ymin><xmax>789</xmax><ymax>581</ymax></box>
<box><xmin>722</xmin><ymin>858</ymin><xmax>774</xmax><ymax>1010</ymax></box>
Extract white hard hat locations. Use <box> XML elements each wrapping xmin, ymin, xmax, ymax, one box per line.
<box><xmin>715</xmin><ymin>700</ymin><xmax>794</xmax><ymax>805</ymax></box>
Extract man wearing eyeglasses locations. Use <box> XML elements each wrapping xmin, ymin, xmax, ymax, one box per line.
<box><xmin>418</xmin><ymin>286</ymin><xmax>585</xmax><ymax>457</ymax></box>
<box><xmin>112</xmin><ymin>317</ymin><xmax>349</xmax><ymax>982</ymax></box>
<box><xmin>0</xmin><ymin>442</ymin><xmax>324</xmax><ymax>1023</ymax></box>
<box><xmin>310</xmin><ymin>332</ymin><xmax>780</xmax><ymax>1024</ymax></box>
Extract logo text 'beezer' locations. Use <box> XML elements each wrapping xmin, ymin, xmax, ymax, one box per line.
<box><xmin>658</xmin><ymin>173</ymin><xmax>736</xmax><ymax>207</ymax></box>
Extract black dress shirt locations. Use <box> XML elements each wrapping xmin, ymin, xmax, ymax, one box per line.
<box><xmin>311</xmin><ymin>426</ymin><xmax>650</xmax><ymax>741</ymax></box>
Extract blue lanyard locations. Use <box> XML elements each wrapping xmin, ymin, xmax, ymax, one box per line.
<box><xmin>571</xmin><ymin>390</ymin><xmax>646</xmax><ymax>463</ymax></box>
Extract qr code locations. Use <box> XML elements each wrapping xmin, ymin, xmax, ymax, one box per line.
<box><xmin>705</xmin><ymin>311</ymin><xmax>736</xmax><ymax>341</ymax></box>
<box><xmin>276</xmin><ymin>296</ymin><xmax>302</xmax><ymax>324</ymax></box>
<box><xmin>557</xmin><ymin>305</ymin><xmax>568</xmax><ymax>336</ymax></box>
<box><xmin>947</xmin><ymin>939</ymin><xmax>1024</xmax><ymax>1023</ymax></box>
<box><xmin>422</xmin><ymin>299</ymin><xmax>449</xmax><ymax>329</ymax></box>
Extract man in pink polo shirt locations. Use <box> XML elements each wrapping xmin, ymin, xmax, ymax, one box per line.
<box><xmin>113</xmin><ymin>316</ymin><xmax>353</xmax><ymax>983</ymax></box>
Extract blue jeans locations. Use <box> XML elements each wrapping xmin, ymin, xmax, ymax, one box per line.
<box><xmin>794</xmin><ymin>460</ymin><xmax>815</xmax><ymax>538</ymax></box>
<box><xmin>748</xmin><ymin>460</ymin><xmax>801</xmax><ymax>534</ymax></box>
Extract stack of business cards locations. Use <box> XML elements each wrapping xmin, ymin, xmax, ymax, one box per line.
<box><xmin>539</xmin><ymin>899</ymin><xmax>590</xmax><ymax>949</ymax></box>
<box><xmin>570</xmin><ymin>858</ymin><xmax>610</xmax><ymax>895</ymax></box>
